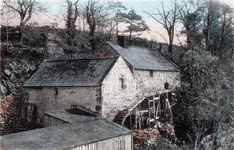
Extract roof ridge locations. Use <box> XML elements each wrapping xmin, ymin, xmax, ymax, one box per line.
<box><xmin>45</xmin><ymin>56</ymin><xmax>119</xmax><ymax>62</ymax></box>
<box><xmin>107</xmin><ymin>41</ymin><xmax>179</xmax><ymax>71</ymax></box>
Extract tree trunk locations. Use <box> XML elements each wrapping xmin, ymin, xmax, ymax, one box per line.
<box><xmin>186</xmin><ymin>27</ymin><xmax>192</xmax><ymax>51</ymax></box>
<box><xmin>129</xmin><ymin>30</ymin><xmax>132</xmax><ymax>41</ymax></box>
<box><xmin>20</xmin><ymin>23</ymin><xmax>24</xmax><ymax>44</ymax></box>
<box><xmin>194</xmin><ymin>136</ymin><xmax>198</xmax><ymax>150</ymax></box>
<box><xmin>168</xmin><ymin>35</ymin><xmax>173</xmax><ymax>60</ymax></box>
<box><xmin>116</xmin><ymin>12</ymin><xmax>119</xmax><ymax>37</ymax></box>
<box><xmin>219</xmin><ymin>15</ymin><xmax>226</xmax><ymax>61</ymax></box>
<box><xmin>83</xmin><ymin>14</ymin><xmax>85</xmax><ymax>32</ymax></box>
<box><xmin>6</xmin><ymin>22</ymin><xmax>9</xmax><ymax>52</ymax></box>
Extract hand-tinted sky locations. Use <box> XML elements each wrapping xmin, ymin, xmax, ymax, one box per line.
<box><xmin>7</xmin><ymin>0</ymin><xmax>233</xmax><ymax>43</ymax></box>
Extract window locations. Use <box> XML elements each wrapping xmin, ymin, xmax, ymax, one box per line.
<box><xmin>164</xmin><ymin>82</ymin><xmax>169</xmax><ymax>90</ymax></box>
<box><xmin>71</xmin><ymin>105</ymin><xmax>77</xmax><ymax>109</ymax></box>
<box><xmin>150</xmin><ymin>70</ymin><xmax>153</xmax><ymax>77</ymax></box>
<box><xmin>119</xmin><ymin>78</ymin><xmax>126</xmax><ymax>89</ymax></box>
<box><xmin>54</xmin><ymin>88</ymin><xmax>58</xmax><ymax>95</ymax></box>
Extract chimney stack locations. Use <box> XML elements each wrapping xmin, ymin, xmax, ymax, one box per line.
<box><xmin>117</xmin><ymin>35</ymin><xmax>128</xmax><ymax>48</ymax></box>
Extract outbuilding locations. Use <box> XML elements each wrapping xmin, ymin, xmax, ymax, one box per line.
<box><xmin>1</xmin><ymin>111</ymin><xmax>132</xmax><ymax>150</ymax></box>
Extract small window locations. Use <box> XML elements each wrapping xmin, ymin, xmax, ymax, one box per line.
<box><xmin>119</xmin><ymin>78</ymin><xmax>126</xmax><ymax>89</ymax></box>
<box><xmin>71</xmin><ymin>105</ymin><xmax>77</xmax><ymax>109</ymax></box>
<box><xmin>164</xmin><ymin>82</ymin><xmax>169</xmax><ymax>90</ymax></box>
<box><xmin>150</xmin><ymin>70</ymin><xmax>153</xmax><ymax>77</ymax></box>
<box><xmin>54</xmin><ymin>88</ymin><xmax>58</xmax><ymax>95</ymax></box>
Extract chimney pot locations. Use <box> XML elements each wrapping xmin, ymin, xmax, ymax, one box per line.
<box><xmin>117</xmin><ymin>36</ymin><xmax>128</xmax><ymax>48</ymax></box>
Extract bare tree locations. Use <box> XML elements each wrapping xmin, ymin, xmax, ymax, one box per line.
<box><xmin>2</xmin><ymin>0</ymin><xmax>45</xmax><ymax>41</ymax></box>
<box><xmin>0</xmin><ymin>5</ymin><xmax>16</xmax><ymax>51</ymax></box>
<box><xmin>218</xmin><ymin>3</ymin><xmax>233</xmax><ymax>60</ymax></box>
<box><xmin>178</xmin><ymin>0</ymin><xmax>203</xmax><ymax>50</ymax></box>
<box><xmin>200</xmin><ymin>0</ymin><xmax>234</xmax><ymax>60</ymax></box>
<box><xmin>85</xmin><ymin>0</ymin><xmax>103</xmax><ymax>51</ymax></box>
<box><xmin>65</xmin><ymin>0</ymin><xmax>79</xmax><ymax>37</ymax></box>
<box><xmin>146</xmin><ymin>0</ymin><xmax>179</xmax><ymax>60</ymax></box>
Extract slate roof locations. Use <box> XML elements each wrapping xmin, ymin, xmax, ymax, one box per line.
<box><xmin>1</xmin><ymin>112</ymin><xmax>132</xmax><ymax>150</ymax></box>
<box><xmin>24</xmin><ymin>57</ymin><xmax>118</xmax><ymax>87</ymax></box>
<box><xmin>107</xmin><ymin>41</ymin><xmax>179</xmax><ymax>71</ymax></box>
<box><xmin>45</xmin><ymin>111</ymin><xmax>98</xmax><ymax>123</ymax></box>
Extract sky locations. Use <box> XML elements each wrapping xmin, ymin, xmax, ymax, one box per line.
<box><xmin>1</xmin><ymin>0</ymin><xmax>234</xmax><ymax>43</ymax></box>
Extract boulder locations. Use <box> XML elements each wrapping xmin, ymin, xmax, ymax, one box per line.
<box><xmin>4</xmin><ymin>69</ymin><xmax>11</xmax><ymax>76</ymax></box>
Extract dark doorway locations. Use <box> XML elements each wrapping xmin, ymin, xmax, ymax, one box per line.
<box><xmin>123</xmin><ymin>114</ymin><xmax>136</xmax><ymax>129</ymax></box>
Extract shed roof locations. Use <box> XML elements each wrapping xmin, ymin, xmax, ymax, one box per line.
<box><xmin>107</xmin><ymin>42</ymin><xmax>179</xmax><ymax>71</ymax></box>
<box><xmin>1</xmin><ymin>112</ymin><xmax>132</xmax><ymax>150</ymax></box>
<box><xmin>24</xmin><ymin>57</ymin><xmax>118</xmax><ymax>87</ymax></box>
<box><xmin>45</xmin><ymin>111</ymin><xmax>98</xmax><ymax>123</ymax></box>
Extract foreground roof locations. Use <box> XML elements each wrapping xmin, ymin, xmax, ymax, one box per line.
<box><xmin>45</xmin><ymin>111</ymin><xmax>98</xmax><ymax>123</ymax></box>
<box><xmin>1</xmin><ymin>112</ymin><xmax>132</xmax><ymax>150</ymax></box>
<box><xmin>107</xmin><ymin>42</ymin><xmax>179</xmax><ymax>71</ymax></box>
<box><xmin>24</xmin><ymin>57</ymin><xmax>118</xmax><ymax>87</ymax></box>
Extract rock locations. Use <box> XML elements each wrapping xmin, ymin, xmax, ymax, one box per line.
<box><xmin>27</xmin><ymin>63</ymin><xmax>36</xmax><ymax>71</ymax></box>
<box><xmin>0</xmin><ymin>82</ymin><xmax>9</xmax><ymax>96</ymax></box>
<box><xmin>200</xmin><ymin>125</ymin><xmax>234</xmax><ymax>150</ymax></box>
<box><xmin>4</xmin><ymin>69</ymin><xmax>12</xmax><ymax>76</ymax></box>
<box><xmin>157</xmin><ymin>122</ymin><xmax>175</xmax><ymax>136</ymax></box>
<box><xmin>9</xmin><ymin>73</ymin><xmax>18</xmax><ymax>83</ymax></box>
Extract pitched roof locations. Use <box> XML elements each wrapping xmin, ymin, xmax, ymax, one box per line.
<box><xmin>107</xmin><ymin>41</ymin><xmax>179</xmax><ymax>71</ymax></box>
<box><xmin>1</xmin><ymin>112</ymin><xmax>132</xmax><ymax>150</ymax></box>
<box><xmin>24</xmin><ymin>57</ymin><xmax>118</xmax><ymax>87</ymax></box>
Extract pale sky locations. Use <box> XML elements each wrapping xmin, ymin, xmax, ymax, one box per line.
<box><xmin>1</xmin><ymin>0</ymin><xmax>234</xmax><ymax>43</ymax></box>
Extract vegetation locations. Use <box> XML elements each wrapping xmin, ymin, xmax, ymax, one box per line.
<box><xmin>2</xmin><ymin>0</ymin><xmax>46</xmax><ymax>42</ymax></box>
<box><xmin>146</xmin><ymin>0</ymin><xmax>179</xmax><ymax>60</ymax></box>
<box><xmin>119</xmin><ymin>9</ymin><xmax>149</xmax><ymax>41</ymax></box>
<box><xmin>0</xmin><ymin>0</ymin><xmax>233</xmax><ymax>149</ymax></box>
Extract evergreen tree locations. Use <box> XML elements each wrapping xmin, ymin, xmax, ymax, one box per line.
<box><xmin>119</xmin><ymin>9</ymin><xmax>149</xmax><ymax>40</ymax></box>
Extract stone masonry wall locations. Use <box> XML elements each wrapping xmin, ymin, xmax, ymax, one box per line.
<box><xmin>26</xmin><ymin>58</ymin><xmax>181</xmax><ymax>123</ymax></box>
<box><xmin>101</xmin><ymin>57</ymin><xmax>181</xmax><ymax>120</ymax></box>
<box><xmin>134</xmin><ymin>70</ymin><xmax>181</xmax><ymax>97</ymax></box>
<box><xmin>26</xmin><ymin>86</ymin><xmax>101</xmax><ymax>122</ymax></box>
<box><xmin>101</xmin><ymin>57</ymin><xmax>137</xmax><ymax>120</ymax></box>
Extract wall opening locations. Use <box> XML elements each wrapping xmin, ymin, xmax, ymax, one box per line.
<box><xmin>123</xmin><ymin>114</ymin><xmax>136</xmax><ymax>129</ymax></box>
<box><xmin>164</xmin><ymin>82</ymin><xmax>169</xmax><ymax>90</ymax></box>
<box><xmin>54</xmin><ymin>88</ymin><xmax>58</xmax><ymax>95</ymax></box>
<box><xmin>150</xmin><ymin>70</ymin><xmax>153</xmax><ymax>77</ymax></box>
<box><xmin>119</xmin><ymin>78</ymin><xmax>126</xmax><ymax>89</ymax></box>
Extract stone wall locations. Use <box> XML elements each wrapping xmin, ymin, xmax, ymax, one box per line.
<box><xmin>101</xmin><ymin>57</ymin><xmax>181</xmax><ymax>120</ymax></box>
<box><xmin>101</xmin><ymin>57</ymin><xmax>137</xmax><ymax>120</ymax></box>
<box><xmin>25</xmin><ymin>58</ymin><xmax>181</xmax><ymax>122</ymax></box>
<box><xmin>26</xmin><ymin>86</ymin><xmax>101</xmax><ymax>122</ymax></box>
<box><xmin>134</xmin><ymin>70</ymin><xmax>181</xmax><ymax>97</ymax></box>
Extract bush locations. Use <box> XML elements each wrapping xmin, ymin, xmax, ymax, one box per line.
<box><xmin>176</xmin><ymin>48</ymin><xmax>233</xmax><ymax>148</ymax></box>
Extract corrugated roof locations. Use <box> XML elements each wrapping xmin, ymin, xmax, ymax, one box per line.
<box><xmin>107</xmin><ymin>41</ymin><xmax>179</xmax><ymax>71</ymax></box>
<box><xmin>24</xmin><ymin>57</ymin><xmax>118</xmax><ymax>87</ymax></box>
<box><xmin>1</xmin><ymin>112</ymin><xmax>132</xmax><ymax>150</ymax></box>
